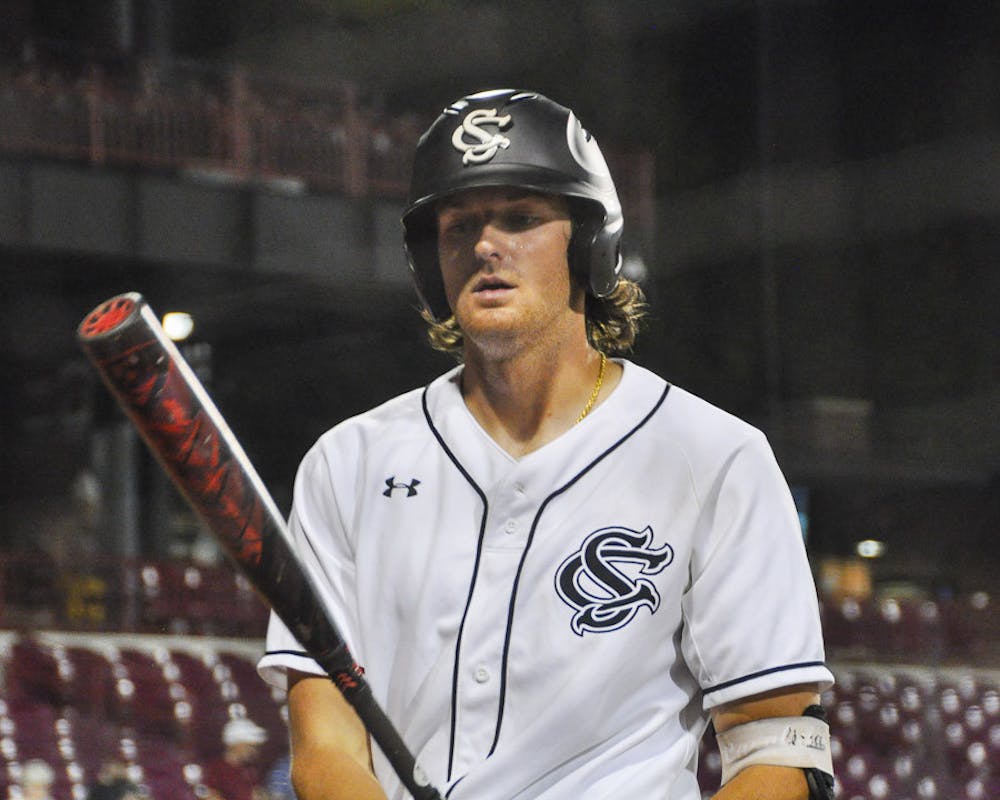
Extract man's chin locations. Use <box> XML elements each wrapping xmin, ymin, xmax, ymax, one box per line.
<box><xmin>457</xmin><ymin>313</ymin><xmax>526</xmax><ymax>357</ymax></box>
<box><xmin>456</xmin><ymin>304</ymin><xmax>518</xmax><ymax>333</ymax></box>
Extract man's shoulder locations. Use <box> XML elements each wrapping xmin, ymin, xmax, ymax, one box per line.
<box><xmin>625</xmin><ymin>361</ymin><xmax>760</xmax><ymax>438</ymax></box>
<box><xmin>665</xmin><ymin>384</ymin><xmax>761</xmax><ymax>439</ymax></box>
<box><xmin>309</xmin><ymin>367</ymin><xmax>459</xmax><ymax>456</ymax></box>
<box><xmin>627</xmin><ymin>362</ymin><xmax>767</xmax><ymax>463</ymax></box>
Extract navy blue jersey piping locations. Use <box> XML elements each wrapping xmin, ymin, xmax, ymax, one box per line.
<box><xmin>422</xmin><ymin>387</ymin><xmax>490</xmax><ymax>783</ymax></box>
<box><xmin>264</xmin><ymin>648</ymin><xmax>315</xmax><ymax>660</ymax></box>
<box><xmin>702</xmin><ymin>661</ymin><xmax>829</xmax><ymax>695</ymax></box>
<box><xmin>422</xmin><ymin>380</ymin><xmax>671</xmax><ymax>783</ymax></box>
<box><xmin>486</xmin><ymin>383</ymin><xmax>671</xmax><ymax>756</ymax></box>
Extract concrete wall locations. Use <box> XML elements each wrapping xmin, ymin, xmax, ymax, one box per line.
<box><xmin>0</xmin><ymin>160</ymin><xmax>410</xmax><ymax>283</ymax></box>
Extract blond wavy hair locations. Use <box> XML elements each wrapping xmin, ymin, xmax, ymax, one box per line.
<box><xmin>422</xmin><ymin>276</ymin><xmax>647</xmax><ymax>358</ymax></box>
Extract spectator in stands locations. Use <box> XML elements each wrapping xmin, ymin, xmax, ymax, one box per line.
<box><xmin>22</xmin><ymin>759</ymin><xmax>56</xmax><ymax>800</ymax></box>
<box><xmin>4</xmin><ymin>540</ymin><xmax>59</xmax><ymax>626</ymax></box>
<box><xmin>202</xmin><ymin>718</ymin><xmax>269</xmax><ymax>800</ymax></box>
<box><xmin>265</xmin><ymin>754</ymin><xmax>297</xmax><ymax>800</ymax></box>
<box><xmin>86</xmin><ymin>760</ymin><xmax>143</xmax><ymax>800</ymax></box>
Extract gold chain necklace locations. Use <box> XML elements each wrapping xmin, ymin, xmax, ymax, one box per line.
<box><xmin>576</xmin><ymin>352</ymin><xmax>607</xmax><ymax>424</ymax></box>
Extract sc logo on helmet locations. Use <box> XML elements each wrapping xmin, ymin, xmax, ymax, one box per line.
<box><xmin>452</xmin><ymin>108</ymin><xmax>513</xmax><ymax>165</ymax></box>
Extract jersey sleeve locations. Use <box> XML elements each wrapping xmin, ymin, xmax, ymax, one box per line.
<box><xmin>680</xmin><ymin>430</ymin><xmax>833</xmax><ymax>710</ymax></box>
<box><xmin>257</xmin><ymin>434</ymin><xmax>363</xmax><ymax>692</ymax></box>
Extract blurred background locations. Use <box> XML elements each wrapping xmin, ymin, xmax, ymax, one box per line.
<box><xmin>0</xmin><ymin>1</ymin><xmax>997</xmax><ymax>799</ymax></box>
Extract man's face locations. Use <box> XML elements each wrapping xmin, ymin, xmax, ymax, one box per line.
<box><xmin>229</xmin><ymin>741</ymin><xmax>260</xmax><ymax>764</ymax></box>
<box><xmin>435</xmin><ymin>187</ymin><xmax>582</xmax><ymax>356</ymax></box>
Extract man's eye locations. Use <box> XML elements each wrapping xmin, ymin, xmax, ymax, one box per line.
<box><xmin>441</xmin><ymin>217</ymin><xmax>475</xmax><ymax>236</ymax></box>
<box><xmin>505</xmin><ymin>213</ymin><xmax>539</xmax><ymax>230</ymax></box>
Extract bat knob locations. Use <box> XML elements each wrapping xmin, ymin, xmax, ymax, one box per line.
<box><xmin>79</xmin><ymin>292</ymin><xmax>142</xmax><ymax>339</ymax></box>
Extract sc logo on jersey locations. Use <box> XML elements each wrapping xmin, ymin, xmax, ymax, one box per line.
<box><xmin>555</xmin><ymin>525</ymin><xmax>673</xmax><ymax>636</ymax></box>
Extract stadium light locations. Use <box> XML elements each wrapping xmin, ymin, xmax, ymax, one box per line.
<box><xmin>163</xmin><ymin>311</ymin><xmax>194</xmax><ymax>341</ymax></box>
<box><xmin>856</xmin><ymin>539</ymin><xmax>886</xmax><ymax>559</ymax></box>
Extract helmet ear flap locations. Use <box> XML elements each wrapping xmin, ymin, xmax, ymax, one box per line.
<box><xmin>403</xmin><ymin>205</ymin><xmax>451</xmax><ymax>322</ymax></box>
<box><xmin>589</xmin><ymin>223</ymin><xmax>624</xmax><ymax>297</ymax></box>
<box><xmin>567</xmin><ymin>198</ymin><xmax>622</xmax><ymax>298</ymax></box>
<box><xmin>567</xmin><ymin>202</ymin><xmax>597</xmax><ymax>290</ymax></box>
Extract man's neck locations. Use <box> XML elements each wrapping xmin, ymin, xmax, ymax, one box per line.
<box><xmin>460</xmin><ymin>335</ymin><xmax>620</xmax><ymax>459</ymax></box>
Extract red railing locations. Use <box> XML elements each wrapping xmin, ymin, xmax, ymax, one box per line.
<box><xmin>0</xmin><ymin>57</ymin><xmax>654</xmax><ymax>231</ymax></box>
<box><xmin>0</xmin><ymin>59</ymin><xmax>419</xmax><ymax>197</ymax></box>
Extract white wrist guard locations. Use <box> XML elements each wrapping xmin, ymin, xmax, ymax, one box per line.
<box><xmin>716</xmin><ymin>712</ymin><xmax>833</xmax><ymax>786</ymax></box>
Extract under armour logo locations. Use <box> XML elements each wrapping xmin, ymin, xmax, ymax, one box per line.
<box><xmin>555</xmin><ymin>525</ymin><xmax>673</xmax><ymax>636</ymax></box>
<box><xmin>383</xmin><ymin>476</ymin><xmax>421</xmax><ymax>498</ymax></box>
<box><xmin>452</xmin><ymin>108</ymin><xmax>513</xmax><ymax>164</ymax></box>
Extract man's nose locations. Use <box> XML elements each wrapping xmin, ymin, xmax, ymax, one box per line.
<box><xmin>473</xmin><ymin>220</ymin><xmax>504</xmax><ymax>262</ymax></box>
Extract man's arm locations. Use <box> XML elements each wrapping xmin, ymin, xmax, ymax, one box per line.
<box><xmin>709</xmin><ymin>683</ymin><xmax>823</xmax><ymax>800</ymax></box>
<box><xmin>287</xmin><ymin>670</ymin><xmax>388</xmax><ymax>800</ymax></box>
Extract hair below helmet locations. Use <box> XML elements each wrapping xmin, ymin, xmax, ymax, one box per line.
<box><xmin>402</xmin><ymin>89</ymin><xmax>624</xmax><ymax>321</ymax></box>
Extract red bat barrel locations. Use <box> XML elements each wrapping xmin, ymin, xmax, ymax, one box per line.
<box><xmin>79</xmin><ymin>294</ymin><xmax>275</xmax><ymax>571</ymax></box>
<box><xmin>78</xmin><ymin>292</ymin><xmax>441</xmax><ymax>800</ymax></box>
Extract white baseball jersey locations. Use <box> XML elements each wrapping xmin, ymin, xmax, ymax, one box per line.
<box><xmin>258</xmin><ymin>359</ymin><xmax>833</xmax><ymax>800</ymax></box>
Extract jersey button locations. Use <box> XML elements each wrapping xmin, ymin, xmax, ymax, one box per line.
<box><xmin>504</xmin><ymin>520</ymin><xmax>518</xmax><ymax>534</ymax></box>
<box><xmin>474</xmin><ymin>666</ymin><xmax>490</xmax><ymax>683</ymax></box>
<box><xmin>513</xmin><ymin>482</ymin><xmax>526</xmax><ymax>495</ymax></box>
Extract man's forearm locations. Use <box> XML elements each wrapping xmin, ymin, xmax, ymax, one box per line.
<box><xmin>711</xmin><ymin>764</ymin><xmax>810</xmax><ymax>800</ymax></box>
<box><xmin>291</xmin><ymin>748</ymin><xmax>388</xmax><ymax>800</ymax></box>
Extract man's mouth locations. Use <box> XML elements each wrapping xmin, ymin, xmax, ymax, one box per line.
<box><xmin>473</xmin><ymin>277</ymin><xmax>514</xmax><ymax>293</ymax></box>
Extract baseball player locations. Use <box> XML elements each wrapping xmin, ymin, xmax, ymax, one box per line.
<box><xmin>258</xmin><ymin>89</ymin><xmax>835</xmax><ymax>800</ymax></box>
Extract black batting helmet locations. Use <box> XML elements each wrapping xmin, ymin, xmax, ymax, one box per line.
<box><xmin>402</xmin><ymin>89</ymin><xmax>624</xmax><ymax>321</ymax></box>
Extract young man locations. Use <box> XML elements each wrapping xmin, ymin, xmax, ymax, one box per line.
<box><xmin>258</xmin><ymin>89</ymin><xmax>834</xmax><ymax>800</ymax></box>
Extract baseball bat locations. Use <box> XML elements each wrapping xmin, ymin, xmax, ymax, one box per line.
<box><xmin>78</xmin><ymin>292</ymin><xmax>442</xmax><ymax>800</ymax></box>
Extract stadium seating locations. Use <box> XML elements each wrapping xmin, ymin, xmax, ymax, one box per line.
<box><xmin>2</xmin><ymin>629</ymin><xmax>998</xmax><ymax>800</ymax></box>
<box><xmin>695</xmin><ymin>661</ymin><xmax>999</xmax><ymax>800</ymax></box>
<box><xmin>0</xmin><ymin>633</ymin><xmax>286</xmax><ymax>800</ymax></box>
